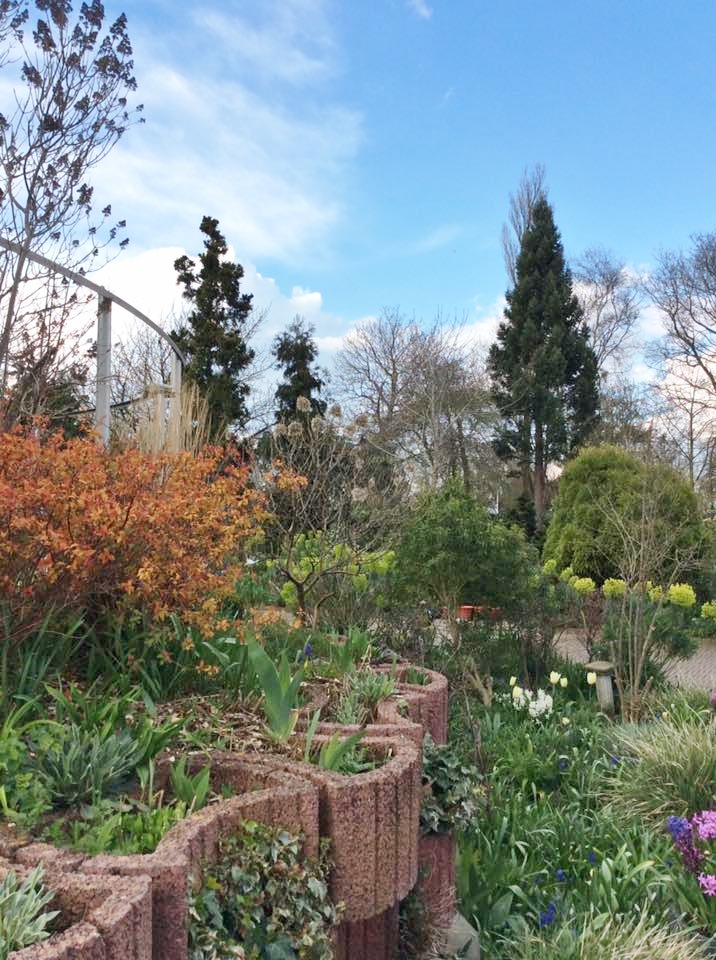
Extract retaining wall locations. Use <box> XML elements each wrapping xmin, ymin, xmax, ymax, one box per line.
<box><xmin>6</xmin><ymin>661</ymin><xmax>452</xmax><ymax>960</ymax></box>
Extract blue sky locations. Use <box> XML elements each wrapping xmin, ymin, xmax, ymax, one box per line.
<box><xmin>92</xmin><ymin>0</ymin><xmax>716</xmax><ymax>364</ymax></box>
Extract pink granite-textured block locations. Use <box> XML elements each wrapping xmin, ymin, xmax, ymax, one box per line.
<box><xmin>334</xmin><ymin>903</ymin><xmax>400</xmax><ymax>960</ymax></box>
<box><xmin>256</xmin><ymin>735</ymin><xmax>421</xmax><ymax>920</ymax></box>
<box><xmin>4</xmin><ymin>868</ymin><xmax>152</xmax><ymax>960</ymax></box>
<box><xmin>15</xmin><ymin>843</ymin><xmax>84</xmax><ymax>872</ymax></box>
<box><xmin>418</xmin><ymin>831</ymin><xmax>456</xmax><ymax>937</ymax></box>
<box><xmin>9</xmin><ymin>921</ymin><xmax>106</xmax><ymax>960</ymax></box>
<box><xmin>376</xmin><ymin>664</ymin><xmax>449</xmax><ymax>744</ymax></box>
<box><xmin>78</xmin><ymin>755</ymin><xmax>321</xmax><ymax>960</ymax></box>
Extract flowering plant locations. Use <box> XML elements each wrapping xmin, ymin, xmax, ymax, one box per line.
<box><xmin>510</xmin><ymin>679</ymin><xmax>554</xmax><ymax>720</ymax></box>
<box><xmin>668</xmin><ymin>810</ymin><xmax>716</xmax><ymax>899</ymax></box>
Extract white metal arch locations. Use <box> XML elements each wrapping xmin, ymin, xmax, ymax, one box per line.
<box><xmin>0</xmin><ymin>237</ymin><xmax>185</xmax><ymax>445</ymax></box>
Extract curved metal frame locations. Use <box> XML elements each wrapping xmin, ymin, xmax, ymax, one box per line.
<box><xmin>0</xmin><ymin>237</ymin><xmax>185</xmax><ymax>444</ymax></box>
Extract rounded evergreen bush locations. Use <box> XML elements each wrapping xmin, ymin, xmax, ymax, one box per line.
<box><xmin>543</xmin><ymin>444</ymin><xmax>703</xmax><ymax>583</ymax></box>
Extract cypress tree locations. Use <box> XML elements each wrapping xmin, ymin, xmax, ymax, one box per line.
<box><xmin>488</xmin><ymin>198</ymin><xmax>598</xmax><ymax>534</ymax></box>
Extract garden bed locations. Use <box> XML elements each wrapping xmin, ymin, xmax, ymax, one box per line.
<box><xmin>5</xmin><ymin>756</ymin><xmax>320</xmax><ymax>960</ymax></box>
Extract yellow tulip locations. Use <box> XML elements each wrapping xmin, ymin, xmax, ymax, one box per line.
<box><xmin>587</xmin><ymin>671</ymin><xmax>597</xmax><ymax>685</ymax></box>
<box><xmin>560</xmin><ymin>677</ymin><xmax>568</xmax><ymax>688</ymax></box>
<box><xmin>549</xmin><ymin>671</ymin><xmax>561</xmax><ymax>685</ymax></box>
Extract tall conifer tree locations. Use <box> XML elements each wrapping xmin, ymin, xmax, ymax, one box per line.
<box><xmin>488</xmin><ymin>198</ymin><xmax>598</xmax><ymax>534</ymax></box>
<box><xmin>273</xmin><ymin>317</ymin><xmax>326</xmax><ymax>422</ymax></box>
<box><xmin>172</xmin><ymin>216</ymin><xmax>255</xmax><ymax>436</ymax></box>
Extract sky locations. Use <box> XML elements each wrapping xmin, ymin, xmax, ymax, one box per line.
<box><xmin>87</xmin><ymin>0</ymin><xmax>716</xmax><ymax>375</ymax></box>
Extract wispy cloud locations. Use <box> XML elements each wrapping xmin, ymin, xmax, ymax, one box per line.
<box><xmin>414</xmin><ymin>224</ymin><xmax>462</xmax><ymax>254</ymax></box>
<box><xmin>406</xmin><ymin>0</ymin><xmax>433</xmax><ymax>19</ymax></box>
<box><xmin>91</xmin><ymin>1</ymin><xmax>361</xmax><ymax>266</ymax></box>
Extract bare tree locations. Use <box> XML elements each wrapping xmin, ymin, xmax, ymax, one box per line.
<box><xmin>574</xmin><ymin>248</ymin><xmax>641</xmax><ymax>374</ymax></box>
<box><xmin>0</xmin><ymin>1</ymin><xmax>143</xmax><ymax>409</ymax></box>
<box><xmin>335</xmin><ymin>311</ymin><xmax>499</xmax><ymax>497</ymax></box>
<box><xmin>590</xmin><ymin>375</ymin><xmax>656</xmax><ymax>454</ymax></box>
<box><xmin>501</xmin><ymin>163</ymin><xmax>547</xmax><ymax>286</ymax></box>
<box><xmin>653</xmin><ymin>366</ymin><xmax>716</xmax><ymax>494</ymax></box>
<box><xmin>335</xmin><ymin>308</ymin><xmax>414</xmax><ymax>435</ymax></box>
<box><xmin>647</xmin><ymin>233</ymin><xmax>716</xmax><ymax>395</ymax></box>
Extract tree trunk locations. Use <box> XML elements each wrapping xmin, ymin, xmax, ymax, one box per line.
<box><xmin>534</xmin><ymin>420</ymin><xmax>546</xmax><ymax>532</ymax></box>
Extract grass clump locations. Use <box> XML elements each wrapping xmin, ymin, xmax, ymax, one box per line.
<box><xmin>509</xmin><ymin>912</ymin><xmax>713</xmax><ymax>960</ymax></box>
<box><xmin>604</xmin><ymin>716</ymin><xmax>716</xmax><ymax>823</ymax></box>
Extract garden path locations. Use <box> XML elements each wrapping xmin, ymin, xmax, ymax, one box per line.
<box><xmin>555</xmin><ymin>628</ymin><xmax>716</xmax><ymax>691</ymax></box>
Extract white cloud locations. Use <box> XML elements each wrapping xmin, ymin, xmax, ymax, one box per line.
<box><xmin>93</xmin><ymin>246</ymin><xmax>350</xmax><ymax>358</ymax></box>
<box><xmin>89</xmin><ymin>3</ymin><xmax>362</xmax><ymax>267</ymax></box>
<box><xmin>406</xmin><ymin>0</ymin><xmax>433</xmax><ymax>19</ymax></box>
<box><xmin>455</xmin><ymin>296</ymin><xmax>506</xmax><ymax>351</ymax></box>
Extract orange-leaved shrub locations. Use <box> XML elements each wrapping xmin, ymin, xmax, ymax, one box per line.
<box><xmin>0</xmin><ymin>426</ymin><xmax>269</xmax><ymax>643</ymax></box>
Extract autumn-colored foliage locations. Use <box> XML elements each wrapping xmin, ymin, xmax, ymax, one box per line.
<box><xmin>0</xmin><ymin>426</ymin><xmax>269</xmax><ymax>643</ymax></box>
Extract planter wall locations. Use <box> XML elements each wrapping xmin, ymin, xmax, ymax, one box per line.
<box><xmin>8</xmin><ymin>757</ymin><xmax>319</xmax><ymax>960</ymax></box>
<box><xmin>375</xmin><ymin>664</ymin><xmax>449</xmax><ymax>744</ymax></box>
<box><xmin>3</xmin><ymin>864</ymin><xmax>152</xmax><ymax>960</ymax></box>
<box><xmin>3</xmin><ymin>662</ymin><xmax>452</xmax><ymax>960</ymax></box>
<box><xmin>417</xmin><ymin>831</ymin><xmax>456</xmax><ymax>942</ymax></box>
<box><xmin>253</xmin><ymin>735</ymin><xmax>421</xmax><ymax>921</ymax></box>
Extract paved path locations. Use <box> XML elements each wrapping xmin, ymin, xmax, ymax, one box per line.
<box><xmin>555</xmin><ymin>629</ymin><xmax>716</xmax><ymax>691</ymax></box>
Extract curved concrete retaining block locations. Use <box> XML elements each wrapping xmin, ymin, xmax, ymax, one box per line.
<box><xmin>375</xmin><ymin>665</ymin><xmax>449</xmax><ymax>745</ymax></box>
<box><xmin>333</xmin><ymin>902</ymin><xmax>400</xmax><ymax>960</ymax></box>
<box><xmin>5</xmin><ymin>868</ymin><xmax>152</xmax><ymax>960</ymax></box>
<box><xmin>417</xmin><ymin>831</ymin><xmax>456</xmax><ymax>938</ymax></box>
<box><xmin>11</xmin><ymin>755</ymin><xmax>319</xmax><ymax>960</ymax></box>
<box><xmin>254</xmin><ymin>735</ymin><xmax>421</xmax><ymax>921</ymax></box>
<box><xmin>298</xmin><ymin>662</ymin><xmax>447</xmax><ymax>747</ymax></box>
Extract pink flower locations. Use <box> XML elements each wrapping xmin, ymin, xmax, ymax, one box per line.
<box><xmin>697</xmin><ymin>872</ymin><xmax>716</xmax><ymax>896</ymax></box>
<box><xmin>692</xmin><ymin>810</ymin><xmax>716</xmax><ymax>841</ymax></box>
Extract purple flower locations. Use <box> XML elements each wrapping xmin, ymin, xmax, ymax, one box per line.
<box><xmin>697</xmin><ymin>872</ymin><xmax>716</xmax><ymax>896</ymax></box>
<box><xmin>555</xmin><ymin>868</ymin><xmax>566</xmax><ymax>882</ymax></box>
<box><xmin>588</xmin><ymin>851</ymin><xmax>598</xmax><ymax>864</ymax></box>
<box><xmin>609</xmin><ymin>754</ymin><xmax>619</xmax><ymax>766</ymax></box>
<box><xmin>539</xmin><ymin>902</ymin><xmax>558</xmax><ymax>927</ymax></box>
<box><xmin>667</xmin><ymin>816</ymin><xmax>691</xmax><ymax>844</ymax></box>
<box><xmin>710</xmin><ymin>690</ymin><xmax>716</xmax><ymax>712</ymax></box>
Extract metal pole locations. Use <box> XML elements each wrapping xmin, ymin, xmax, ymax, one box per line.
<box><xmin>95</xmin><ymin>296</ymin><xmax>112</xmax><ymax>444</ymax></box>
<box><xmin>168</xmin><ymin>351</ymin><xmax>183</xmax><ymax>452</ymax></box>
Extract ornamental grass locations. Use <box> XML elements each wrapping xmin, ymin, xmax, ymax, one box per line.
<box><xmin>511</xmin><ymin>912</ymin><xmax>712</xmax><ymax>960</ymax></box>
<box><xmin>603</xmin><ymin>716</ymin><xmax>716</xmax><ymax>825</ymax></box>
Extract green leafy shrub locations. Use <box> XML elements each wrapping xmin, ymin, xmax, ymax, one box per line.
<box><xmin>332</xmin><ymin>668</ymin><xmax>395</xmax><ymax>725</ymax></box>
<box><xmin>396</xmin><ymin>482</ymin><xmax>534</xmax><ymax>621</ymax></box>
<box><xmin>43</xmin><ymin>798</ymin><xmax>190</xmax><ymax>855</ymax></box>
<box><xmin>543</xmin><ymin>444</ymin><xmax>703</xmax><ymax>584</ymax></box>
<box><xmin>0</xmin><ymin>865</ymin><xmax>58</xmax><ymax>960</ymax></box>
<box><xmin>420</xmin><ymin>734</ymin><xmax>483</xmax><ymax>834</ymax></box>
<box><xmin>247</xmin><ymin>641</ymin><xmax>305</xmax><ymax>743</ymax></box>
<box><xmin>188</xmin><ymin>821</ymin><xmax>342</xmax><ymax>960</ymax></box>
<box><xmin>0</xmin><ymin>706</ymin><xmax>53</xmax><ymax>826</ymax></box>
<box><xmin>36</xmin><ymin>725</ymin><xmax>147</xmax><ymax>807</ymax></box>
